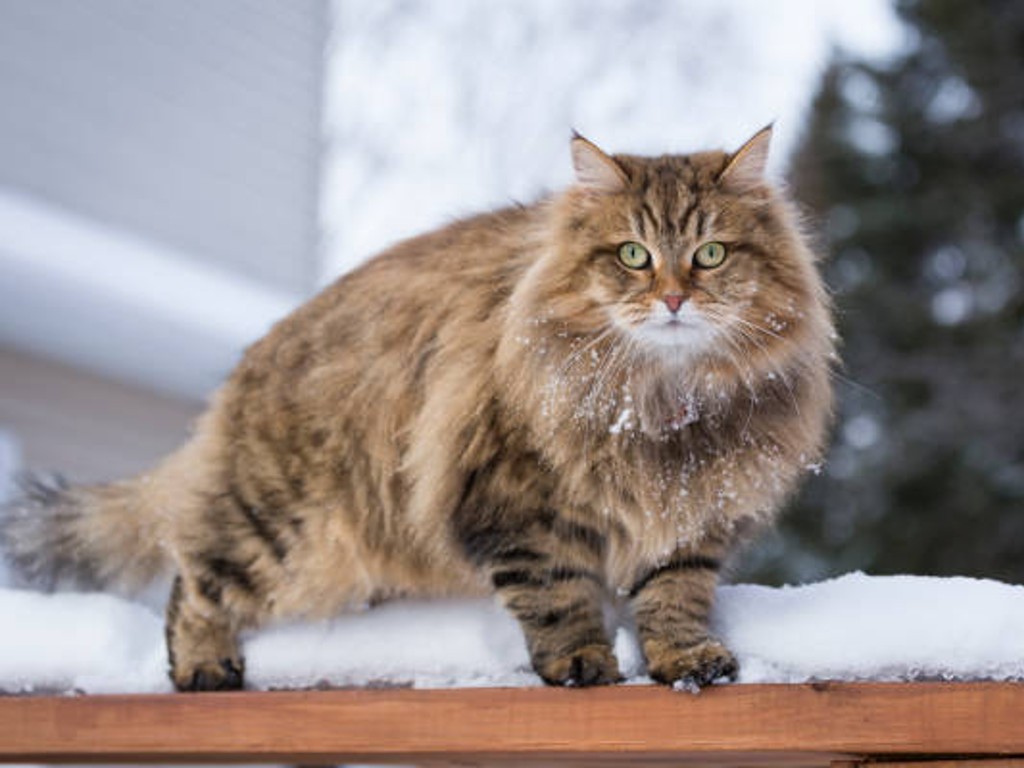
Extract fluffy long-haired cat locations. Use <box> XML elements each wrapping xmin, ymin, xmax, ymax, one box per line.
<box><xmin>2</xmin><ymin>127</ymin><xmax>834</xmax><ymax>691</ymax></box>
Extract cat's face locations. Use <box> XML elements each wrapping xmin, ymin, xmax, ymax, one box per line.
<box><xmin>544</xmin><ymin>129</ymin><xmax>822</xmax><ymax>374</ymax></box>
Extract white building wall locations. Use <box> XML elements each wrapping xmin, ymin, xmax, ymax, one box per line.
<box><xmin>0</xmin><ymin>0</ymin><xmax>327</xmax><ymax>294</ymax></box>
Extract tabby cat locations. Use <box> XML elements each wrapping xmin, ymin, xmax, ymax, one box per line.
<box><xmin>2</xmin><ymin>127</ymin><xmax>834</xmax><ymax>691</ymax></box>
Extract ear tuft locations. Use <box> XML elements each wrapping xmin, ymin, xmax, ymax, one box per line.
<box><xmin>719</xmin><ymin>124</ymin><xmax>773</xmax><ymax>192</ymax></box>
<box><xmin>570</xmin><ymin>133</ymin><xmax>628</xmax><ymax>193</ymax></box>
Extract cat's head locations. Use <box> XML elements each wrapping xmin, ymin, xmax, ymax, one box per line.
<box><xmin>534</xmin><ymin>127</ymin><xmax>830</xmax><ymax>378</ymax></box>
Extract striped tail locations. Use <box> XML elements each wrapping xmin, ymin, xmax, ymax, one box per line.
<box><xmin>1</xmin><ymin>473</ymin><xmax>170</xmax><ymax>594</ymax></box>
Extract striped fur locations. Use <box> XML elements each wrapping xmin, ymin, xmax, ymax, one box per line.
<box><xmin>1</xmin><ymin>128</ymin><xmax>834</xmax><ymax>690</ymax></box>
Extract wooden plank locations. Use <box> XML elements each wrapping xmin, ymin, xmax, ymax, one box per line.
<box><xmin>0</xmin><ymin>682</ymin><xmax>1022</xmax><ymax>765</ymax></box>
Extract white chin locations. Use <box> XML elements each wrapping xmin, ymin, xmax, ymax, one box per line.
<box><xmin>635</xmin><ymin>321</ymin><xmax>713</xmax><ymax>353</ymax></box>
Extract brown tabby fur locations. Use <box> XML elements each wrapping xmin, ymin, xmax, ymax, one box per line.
<box><xmin>1</xmin><ymin>128</ymin><xmax>835</xmax><ymax>690</ymax></box>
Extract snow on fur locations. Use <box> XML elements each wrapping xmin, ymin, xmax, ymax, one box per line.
<box><xmin>0</xmin><ymin>572</ymin><xmax>1021</xmax><ymax>694</ymax></box>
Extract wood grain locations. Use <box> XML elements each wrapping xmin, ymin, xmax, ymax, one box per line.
<box><xmin>876</xmin><ymin>761</ymin><xmax>1024</xmax><ymax>768</ymax></box>
<box><xmin>1</xmin><ymin>682</ymin><xmax>1022</xmax><ymax>765</ymax></box>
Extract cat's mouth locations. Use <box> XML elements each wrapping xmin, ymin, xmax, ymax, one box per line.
<box><xmin>627</xmin><ymin>301</ymin><xmax>716</xmax><ymax>351</ymax></box>
<box><xmin>633</xmin><ymin>315</ymin><xmax>715</xmax><ymax>350</ymax></box>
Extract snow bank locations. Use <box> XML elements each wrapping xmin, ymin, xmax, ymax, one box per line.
<box><xmin>717</xmin><ymin>573</ymin><xmax>1024</xmax><ymax>683</ymax></box>
<box><xmin>1</xmin><ymin>573</ymin><xmax>1021</xmax><ymax>694</ymax></box>
<box><xmin>0</xmin><ymin>589</ymin><xmax>167</xmax><ymax>694</ymax></box>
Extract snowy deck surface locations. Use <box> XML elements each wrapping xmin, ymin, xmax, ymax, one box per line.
<box><xmin>1</xmin><ymin>572</ymin><xmax>1021</xmax><ymax>694</ymax></box>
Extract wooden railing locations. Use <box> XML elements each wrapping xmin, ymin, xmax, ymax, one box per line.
<box><xmin>1</xmin><ymin>682</ymin><xmax>1022</xmax><ymax>766</ymax></box>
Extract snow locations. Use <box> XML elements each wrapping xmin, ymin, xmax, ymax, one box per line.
<box><xmin>1</xmin><ymin>572</ymin><xmax>1021</xmax><ymax>694</ymax></box>
<box><xmin>0</xmin><ymin>589</ymin><xmax>167</xmax><ymax>694</ymax></box>
<box><xmin>718</xmin><ymin>573</ymin><xmax>1024</xmax><ymax>683</ymax></box>
<box><xmin>609</xmin><ymin>408</ymin><xmax>635</xmax><ymax>435</ymax></box>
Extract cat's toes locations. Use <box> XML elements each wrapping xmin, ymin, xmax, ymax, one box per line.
<box><xmin>645</xmin><ymin>638</ymin><xmax>737</xmax><ymax>690</ymax></box>
<box><xmin>173</xmin><ymin>657</ymin><xmax>245</xmax><ymax>692</ymax></box>
<box><xmin>535</xmin><ymin>643</ymin><xmax>622</xmax><ymax>687</ymax></box>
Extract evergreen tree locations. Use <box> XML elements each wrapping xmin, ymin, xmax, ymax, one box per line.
<box><xmin>745</xmin><ymin>0</ymin><xmax>1024</xmax><ymax>584</ymax></box>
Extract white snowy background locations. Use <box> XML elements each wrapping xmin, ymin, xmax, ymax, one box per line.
<box><xmin>319</xmin><ymin>0</ymin><xmax>906</xmax><ymax>279</ymax></box>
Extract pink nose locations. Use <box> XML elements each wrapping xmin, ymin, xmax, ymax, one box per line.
<box><xmin>664</xmin><ymin>294</ymin><xmax>685</xmax><ymax>313</ymax></box>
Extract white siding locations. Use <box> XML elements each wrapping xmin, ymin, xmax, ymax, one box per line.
<box><xmin>0</xmin><ymin>0</ymin><xmax>326</xmax><ymax>294</ymax></box>
<box><xmin>0</xmin><ymin>346</ymin><xmax>202</xmax><ymax>484</ymax></box>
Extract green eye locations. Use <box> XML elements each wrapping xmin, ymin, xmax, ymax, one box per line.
<box><xmin>618</xmin><ymin>242</ymin><xmax>651</xmax><ymax>269</ymax></box>
<box><xmin>693</xmin><ymin>241</ymin><xmax>727</xmax><ymax>269</ymax></box>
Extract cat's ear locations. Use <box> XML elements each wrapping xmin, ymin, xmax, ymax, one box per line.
<box><xmin>570</xmin><ymin>132</ymin><xmax>629</xmax><ymax>193</ymax></box>
<box><xmin>719</xmin><ymin>124</ymin><xmax>773</xmax><ymax>192</ymax></box>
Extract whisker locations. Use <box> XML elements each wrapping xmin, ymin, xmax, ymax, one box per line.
<box><xmin>831</xmin><ymin>368</ymin><xmax>882</xmax><ymax>401</ymax></box>
<box><xmin>556</xmin><ymin>325</ymin><xmax>616</xmax><ymax>379</ymax></box>
<box><xmin>700</xmin><ymin>308</ymin><xmax>805</xmax><ymax>420</ymax></box>
<box><xmin>730</xmin><ymin>315</ymin><xmax>791</xmax><ymax>345</ymax></box>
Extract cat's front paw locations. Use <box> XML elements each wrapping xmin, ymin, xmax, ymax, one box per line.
<box><xmin>534</xmin><ymin>643</ymin><xmax>622</xmax><ymax>687</ymax></box>
<box><xmin>171</xmin><ymin>657</ymin><xmax>245</xmax><ymax>692</ymax></box>
<box><xmin>645</xmin><ymin>638</ymin><xmax>737</xmax><ymax>689</ymax></box>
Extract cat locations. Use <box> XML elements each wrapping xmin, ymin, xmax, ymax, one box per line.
<box><xmin>1</xmin><ymin>127</ymin><xmax>834</xmax><ymax>691</ymax></box>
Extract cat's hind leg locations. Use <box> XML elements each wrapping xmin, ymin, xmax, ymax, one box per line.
<box><xmin>165</xmin><ymin>574</ymin><xmax>245</xmax><ymax>691</ymax></box>
<box><xmin>164</xmin><ymin>486</ymin><xmax>297</xmax><ymax>691</ymax></box>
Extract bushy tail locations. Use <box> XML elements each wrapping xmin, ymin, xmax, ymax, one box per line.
<box><xmin>1</xmin><ymin>473</ymin><xmax>171</xmax><ymax>594</ymax></box>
